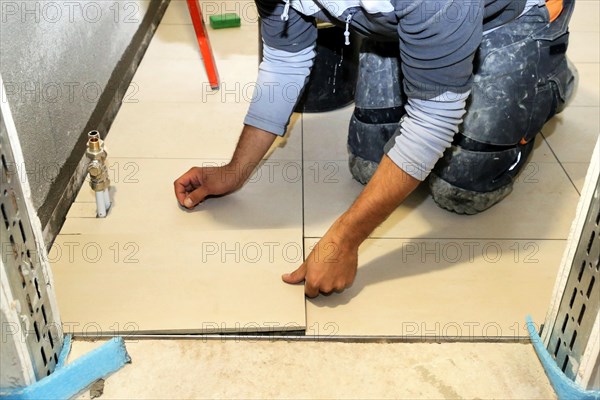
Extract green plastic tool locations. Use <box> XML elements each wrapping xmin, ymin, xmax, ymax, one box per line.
<box><xmin>209</xmin><ymin>13</ymin><xmax>241</xmax><ymax>29</ymax></box>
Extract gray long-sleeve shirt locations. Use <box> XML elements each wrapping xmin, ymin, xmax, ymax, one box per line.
<box><xmin>244</xmin><ymin>0</ymin><xmax>534</xmax><ymax>180</ymax></box>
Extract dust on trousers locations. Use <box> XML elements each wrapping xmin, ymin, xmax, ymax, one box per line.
<box><xmin>348</xmin><ymin>0</ymin><xmax>577</xmax><ymax>215</ymax></box>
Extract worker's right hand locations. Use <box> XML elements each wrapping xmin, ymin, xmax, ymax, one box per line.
<box><xmin>174</xmin><ymin>164</ymin><xmax>245</xmax><ymax>209</ymax></box>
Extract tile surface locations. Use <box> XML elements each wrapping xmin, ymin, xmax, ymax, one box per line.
<box><xmin>105</xmin><ymin>101</ymin><xmax>301</xmax><ymax>160</ymax></box>
<box><xmin>63</xmin><ymin>157</ymin><xmax>302</xmax><ymax>233</ymax></box>
<box><xmin>568</xmin><ymin>31</ymin><xmax>600</xmax><ymax>64</ymax></box>
<box><xmin>54</xmin><ymin>157</ymin><xmax>305</xmax><ymax>333</ymax></box>
<box><xmin>51</xmin><ymin>1</ymin><xmax>305</xmax><ymax>334</ymax></box>
<box><xmin>570</xmin><ymin>63</ymin><xmax>600</xmax><ymax>107</ymax></box>
<box><xmin>543</xmin><ymin>106</ymin><xmax>600</xmax><ymax>163</ymax></box>
<box><xmin>569</xmin><ymin>0</ymin><xmax>600</xmax><ymax>32</ymax></box>
<box><xmin>305</xmin><ymin>238</ymin><xmax>564</xmax><ymax>337</ymax></box>
<box><xmin>53</xmin><ymin>0</ymin><xmax>598</xmax><ymax>337</ymax></box>
<box><xmin>303</xmin><ymin>110</ymin><xmax>580</xmax><ymax>240</ymax></box>
<box><xmin>562</xmin><ymin>162</ymin><xmax>592</xmax><ymax>193</ymax></box>
<box><xmin>53</xmin><ymin>231</ymin><xmax>304</xmax><ymax>334</ymax></box>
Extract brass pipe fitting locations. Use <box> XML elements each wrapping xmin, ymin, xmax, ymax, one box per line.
<box><xmin>86</xmin><ymin>131</ymin><xmax>110</xmax><ymax>192</ymax></box>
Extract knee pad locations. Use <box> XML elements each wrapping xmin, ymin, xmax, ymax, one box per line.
<box><xmin>429</xmin><ymin>137</ymin><xmax>535</xmax><ymax>214</ymax></box>
<box><xmin>432</xmin><ymin>136</ymin><xmax>535</xmax><ymax>193</ymax></box>
<box><xmin>348</xmin><ymin>152</ymin><xmax>380</xmax><ymax>185</ymax></box>
<box><xmin>347</xmin><ymin>39</ymin><xmax>403</xmax><ymax>163</ymax></box>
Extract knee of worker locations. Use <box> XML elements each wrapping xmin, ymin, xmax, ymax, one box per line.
<box><xmin>429</xmin><ymin>140</ymin><xmax>535</xmax><ymax>214</ymax></box>
<box><xmin>347</xmin><ymin>113</ymin><xmax>399</xmax><ymax>161</ymax></box>
<box><xmin>431</xmin><ymin>139</ymin><xmax>535</xmax><ymax>194</ymax></box>
<box><xmin>347</xmin><ymin>111</ymin><xmax>402</xmax><ymax>184</ymax></box>
<box><xmin>348</xmin><ymin>151</ymin><xmax>380</xmax><ymax>185</ymax></box>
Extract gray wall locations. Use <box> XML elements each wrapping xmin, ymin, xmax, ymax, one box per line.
<box><xmin>0</xmin><ymin>0</ymin><xmax>165</xmax><ymax>236</ymax></box>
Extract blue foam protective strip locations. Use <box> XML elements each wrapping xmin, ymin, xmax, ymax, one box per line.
<box><xmin>1</xmin><ymin>337</ymin><xmax>131</xmax><ymax>400</ymax></box>
<box><xmin>526</xmin><ymin>315</ymin><xmax>600</xmax><ymax>400</ymax></box>
<box><xmin>55</xmin><ymin>334</ymin><xmax>72</xmax><ymax>370</ymax></box>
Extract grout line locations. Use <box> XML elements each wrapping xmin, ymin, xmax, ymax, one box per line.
<box><xmin>300</xmin><ymin>112</ymin><xmax>309</xmax><ymax>326</ymax></box>
<box><xmin>540</xmin><ymin>132</ymin><xmax>581</xmax><ymax>195</ymax></box>
<box><xmin>304</xmin><ymin>236</ymin><xmax>568</xmax><ymax>241</ymax></box>
<box><xmin>73</xmin><ymin>333</ymin><xmax>532</xmax><ymax>343</ymax></box>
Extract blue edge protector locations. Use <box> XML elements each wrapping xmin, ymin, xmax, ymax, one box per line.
<box><xmin>526</xmin><ymin>315</ymin><xmax>600</xmax><ymax>400</ymax></box>
<box><xmin>1</xmin><ymin>335</ymin><xmax>130</xmax><ymax>400</ymax></box>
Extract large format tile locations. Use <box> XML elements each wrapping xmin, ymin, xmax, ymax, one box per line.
<box><xmin>54</xmin><ymin>156</ymin><xmax>305</xmax><ymax>333</ymax></box>
<box><xmin>304</xmin><ymin>160</ymin><xmax>579</xmax><ymax>240</ymax></box>
<box><xmin>543</xmin><ymin>106</ymin><xmax>600</xmax><ymax>163</ymax></box>
<box><xmin>570</xmin><ymin>63</ymin><xmax>600</xmax><ymax>107</ymax></box>
<box><xmin>105</xmin><ymin>101</ymin><xmax>301</xmax><ymax>160</ymax></box>
<box><xmin>303</xmin><ymin>110</ymin><xmax>579</xmax><ymax>240</ymax></box>
<box><xmin>302</xmin><ymin>105</ymin><xmax>354</xmax><ymax>162</ymax></box>
<box><xmin>161</xmin><ymin>0</ymin><xmax>258</xmax><ymax>27</ymax></box>
<box><xmin>132</xmin><ymin>56</ymin><xmax>258</xmax><ymax>103</ymax></box>
<box><xmin>305</xmin><ymin>237</ymin><xmax>563</xmax><ymax>337</ymax></box>
<box><xmin>569</xmin><ymin>0</ymin><xmax>600</xmax><ymax>32</ymax></box>
<box><xmin>63</xmin><ymin>157</ymin><xmax>302</xmax><ymax>234</ymax></box>
<box><xmin>161</xmin><ymin>0</ymin><xmax>191</xmax><ymax>25</ymax></box>
<box><xmin>52</xmin><ymin>231</ymin><xmax>304</xmax><ymax>334</ymax></box>
<box><xmin>568</xmin><ymin>31</ymin><xmax>600</xmax><ymax>63</ymax></box>
<box><xmin>563</xmin><ymin>162</ymin><xmax>592</xmax><ymax>193</ymax></box>
<box><xmin>146</xmin><ymin>17</ymin><xmax>259</xmax><ymax>61</ymax></box>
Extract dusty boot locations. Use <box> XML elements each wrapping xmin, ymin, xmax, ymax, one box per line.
<box><xmin>347</xmin><ymin>39</ymin><xmax>403</xmax><ymax>185</ymax></box>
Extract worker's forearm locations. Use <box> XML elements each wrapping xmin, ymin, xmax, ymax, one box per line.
<box><xmin>331</xmin><ymin>155</ymin><xmax>420</xmax><ymax>247</ymax></box>
<box><xmin>229</xmin><ymin>124</ymin><xmax>277</xmax><ymax>183</ymax></box>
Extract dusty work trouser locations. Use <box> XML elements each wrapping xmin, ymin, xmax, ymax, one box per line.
<box><xmin>347</xmin><ymin>0</ymin><xmax>578</xmax><ymax>214</ymax></box>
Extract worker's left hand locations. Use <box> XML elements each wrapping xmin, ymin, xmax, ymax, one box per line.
<box><xmin>282</xmin><ymin>230</ymin><xmax>358</xmax><ymax>297</ymax></box>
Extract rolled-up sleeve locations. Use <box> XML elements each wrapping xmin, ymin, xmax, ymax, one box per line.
<box><xmin>386</xmin><ymin>91</ymin><xmax>470</xmax><ymax>180</ymax></box>
<box><xmin>385</xmin><ymin>0</ymin><xmax>483</xmax><ymax>180</ymax></box>
<box><xmin>244</xmin><ymin>1</ymin><xmax>317</xmax><ymax>135</ymax></box>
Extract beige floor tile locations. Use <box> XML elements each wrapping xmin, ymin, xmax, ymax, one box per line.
<box><xmin>570</xmin><ymin>63</ymin><xmax>600</xmax><ymax>107</ymax></box>
<box><xmin>133</xmin><ymin>2</ymin><xmax>259</xmax><ymax>104</ymax></box>
<box><xmin>568</xmin><ymin>31</ymin><xmax>600</xmax><ymax>63</ymax></box>
<box><xmin>52</xmin><ymin>231</ymin><xmax>305</xmax><ymax>334</ymax></box>
<box><xmin>160</xmin><ymin>0</ymin><xmax>192</xmax><ymax>25</ymax></box>
<box><xmin>304</xmin><ymin>160</ymin><xmax>579</xmax><ymax>240</ymax></box>
<box><xmin>70</xmin><ymin>340</ymin><xmax>555</xmax><ymax>400</ymax></box>
<box><xmin>145</xmin><ymin>17</ymin><xmax>259</xmax><ymax>61</ymax></box>
<box><xmin>305</xmin><ymin>237</ymin><xmax>563</xmax><ymax>337</ymax></box>
<box><xmin>543</xmin><ymin>106</ymin><xmax>600</xmax><ymax>163</ymax></box>
<box><xmin>161</xmin><ymin>0</ymin><xmax>258</xmax><ymax>26</ymax></box>
<box><xmin>563</xmin><ymin>162</ymin><xmax>592</xmax><ymax>192</ymax></box>
<box><xmin>303</xmin><ymin>111</ymin><xmax>578</xmax><ymax>240</ymax></box>
<box><xmin>132</xmin><ymin>56</ymin><xmax>258</xmax><ymax>103</ymax></box>
<box><xmin>104</xmin><ymin>101</ymin><xmax>301</xmax><ymax>160</ymax></box>
<box><xmin>302</xmin><ymin>104</ymin><xmax>354</xmax><ymax>162</ymax></box>
<box><xmin>570</xmin><ymin>0</ymin><xmax>600</xmax><ymax>32</ymax></box>
<box><xmin>63</xmin><ymin>157</ymin><xmax>302</xmax><ymax>234</ymax></box>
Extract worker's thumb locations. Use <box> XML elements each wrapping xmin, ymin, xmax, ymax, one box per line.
<box><xmin>184</xmin><ymin>186</ymin><xmax>209</xmax><ymax>209</ymax></box>
<box><xmin>282</xmin><ymin>263</ymin><xmax>307</xmax><ymax>284</ymax></box>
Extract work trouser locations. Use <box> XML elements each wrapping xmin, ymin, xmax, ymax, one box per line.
<box><xmin>348</xmin><ymin>0</ymin><xmax>577</xmax><ymax>214</ymax></box>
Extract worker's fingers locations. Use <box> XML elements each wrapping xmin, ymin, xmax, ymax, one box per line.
<box><xmin>304</xmin><ymin>280</ymin><xmax>320</xmax><ymax>298</ymax></box>
<box><xmin>174</xmin><ymin>181</ymin><xmax>189</xmax><ymax>206</ymax></box>
<box><xmin>184</xmin><ymin>186</ymin><xmax>209</xmax><ymax>209</ymax></box>
<box><xmin>282</xmin><ymin>263</ymin><xmax>307</xmax><ymax>284</ymax></box>
<box><xmin>174</xmin><ymin>168</ymin><xmax>201</xmax><ymax>205</ymax></box>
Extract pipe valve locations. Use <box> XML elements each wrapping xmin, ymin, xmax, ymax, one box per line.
<box><xmin>86</xmin><ymin>131</ymin><xmax>111</xmax><ymax>217</ymax></box>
